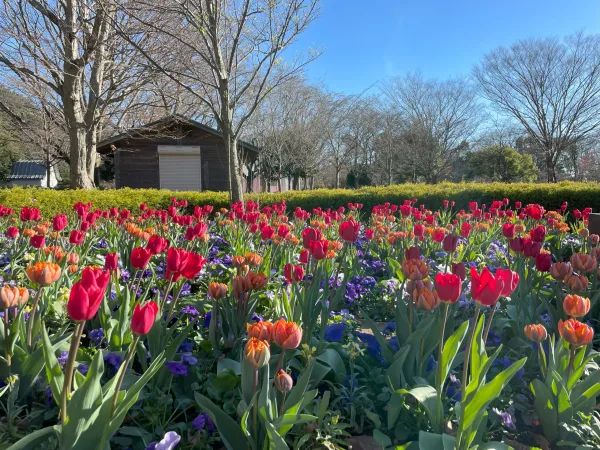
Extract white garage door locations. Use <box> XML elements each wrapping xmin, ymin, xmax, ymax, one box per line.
<box><xmin>158</xmin><ymin>146</ymin><xmax>201</xmax><ymax>191</ymax></box>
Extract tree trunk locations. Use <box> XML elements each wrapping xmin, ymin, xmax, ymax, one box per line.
<box><xmin>546</xmin><ymin>152</ymin><xmax>557</xmax><ymax>182</ymax></box>
<box><xmin>335</xmin><ymin>168</ymin><xmax>340</xmax><ymax>188</ymax></box>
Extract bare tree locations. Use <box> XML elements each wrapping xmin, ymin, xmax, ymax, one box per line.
<box><xmin>118</xmin><ymin>0</ymin><xmax>321</xmax><ymax>202</ymax></box>
<box><xmin>382</xmin><ymin>73</ymin><xmax>482</xmax><ymax>183</ymax></box>
<box><xmin>473</xmin><ymin>32</ymin><xmax>600</xmax><ymax>182</ymax></box>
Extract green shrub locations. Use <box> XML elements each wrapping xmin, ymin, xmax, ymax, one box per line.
<box><xmin>0</xmin><ymin>181</ymin><xmax>598</xmax><ymax>217</ymax></box>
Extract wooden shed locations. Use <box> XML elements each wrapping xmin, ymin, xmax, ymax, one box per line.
<box><xmin>97</xmin><ymin>115</ymin><xmax>259</xmax><ymax>191</ymax></box>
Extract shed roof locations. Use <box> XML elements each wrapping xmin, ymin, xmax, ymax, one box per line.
<box><xmin>97</xmin><ymin>114</ymin><xmax>259</xmax><ymax>153</ymax></box>
<box><xmin>8</xmin><ymin>161</ymin><xmax>46</xmax><ymax>180</ymax></box>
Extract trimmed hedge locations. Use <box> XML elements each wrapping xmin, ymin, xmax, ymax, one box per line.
<box><xmin>0</xmin><ymin>181</ymin><xmax>599</xmax><ymax>217</ymax></box>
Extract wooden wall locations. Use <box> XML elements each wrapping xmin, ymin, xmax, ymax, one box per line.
<box><xmin>114</xmin><ymin>126</ymin><xmax>235</xmax><ymax>191</ymax></box>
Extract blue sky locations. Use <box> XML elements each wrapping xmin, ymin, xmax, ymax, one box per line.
<box><xmin>292</xmin><ymin>0</ymin><xmax>600</xmax><ymax>94</ymax></box>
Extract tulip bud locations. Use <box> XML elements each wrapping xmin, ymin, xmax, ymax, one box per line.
<box><xmin>244</xmin><ymin>337</ymin><xmax>270</xmax><ymax>368</ymax></box>
<box><xmin>563</xmin><ymin>294</ymin><xmax>590</xmax><ymax>318</ymax></box>
<box><xmin>564</xmin><ymin>274</ymin><xmax>589</xmax><ymax>292</ymax></box>
<box><xmin>208</xmin><ymin>282</ymin><xmax>227</xmax><ymax>299</ymax></box>
<box><xmin>232</xmin><ymin>256</ymin><xmax>246</xmax><ymax>268</ymax></box>
<box><xmin>0</xmin><ymin>285</ymin><xmax>20</xmax><ymax>309</ymax></box>
<box><xmin>413</xmin><ymin>287</ymin><xmax>440</xmax><ymax>311</ymax></box>
<box><xmin>274</xmin><ymin>370</ymin><xmax>294</xmax><ymax>393</ymax></box>
<box><xmin>524</xmin><ymin>324</ymin><xmax>547</xmax><ymax>342</ymax></box>
<box><xmin>67</xmin><ymin>253</ymin><xmax>80</xmax><ymax>265</ymax></box>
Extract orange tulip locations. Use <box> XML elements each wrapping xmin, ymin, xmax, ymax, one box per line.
<box><xmin>550</xmin><ymin>262</ymin><xmax>573</xmax><ymax>280</ymax></box>
<box><xmin>272</xmin><ymin>319</ymin><xmax>302</xmax><ymax>350</ymax></box>
<box><xmin>401</xmin><ymin>259</ymin><xmax>430</xmax><ymax>281</ymax></box>
<box><xmin>247</xmin><ymin>321</ymin><xmax>273</xmax><ymax>341</ymax></box>
<box><xmin>558</xmin><ymin>319</ymin><xmax>594</xmax><ymax>347</ymax></box>
<box><xmin>232</xmin><ymin>275</ymin><xmax>250</xmax><ymax>299</ymax></box>
<box><xmin>17</xmin><ymin>287</ymin><xmax>29</xmax><ymax>305</ymax></box>
<box><xmin>244</xmin><ymin>253</ymin><xmax>263</xmax><ymax>267</ymax></box>
<box><xmin>524</xmin><ymin>324</ymin><xmax>548</xmax><ymax>342</ymax></box>
<box><xmin>0</xmin><ymin>285</ymin><xmax>20</xmax><ymax>309</ymax></box>
<box><xmin>570</xmin><ymin>253</ymin><xmax>597</xmax><ymax>273</ymax></box>
<box><xmin>563</xmin><ymin>294</ymin><xmax>590</xmax><ymax>318</ymax></box>
<box><xmin>208</xmin><ymin>282</ymin><xmax>227</xmax><ymax>299</ymax></box>
<box><xmin>244</xmin><ymin>337</ymin><xmax>270</xmax><ymax>368</ymax></box>
<box><xmin>67</xmin><ymin>253</ymin><xmax>80</xmax><ymax>265</ymax></box>
<box><xmin>246</xmin><ymin>271</ymin><xmax>267</xmax><ymax>290</ymax></box>
<box><xmin>26</xmin><ymin>262</ymin><xmax>61</xmax><ymax>286</ymax></box>
<box><xmin>564</xmin><ymin>274</ymin><xmax>589</xmax><ymax>292</ymax></box>
<box><xmin>413</xmin><ymin>287</ymin><xmax>440</xmax><ymax>311</ymax></box>
<box><xmin>231</xmin><ymin>256</ymin><xmax>246</xmax><ymax>268</ymax></box>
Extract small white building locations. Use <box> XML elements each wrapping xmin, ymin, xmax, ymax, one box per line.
<box><xmin>5</xmin><ymin>161</ymin><xmax>59</xmax><ymax>188</ymax></box>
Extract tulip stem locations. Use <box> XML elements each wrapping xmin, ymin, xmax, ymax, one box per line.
<box><xmin>276</xmin><ymin>350</ymin><xmax>285</xmax><ymax>375</ymax></box>
<box><xmin>461</xmin><ymin>303</ymin><xmax>481</xmax><ymax>402</ymax></box>
<box><xmin>166</xmin><ymin>283</ymin><xmax>183</xmax><ymax>321</ymax></box>
<box><xmin>26</xmin><ymin>287</ymin><xmax>44</xmax><ymax>349</ymax></box>
<box><xmin>60</xmin><ymin>321</ymin><xmax>85</xmax><ymax>424</ymax></box>
<box><xmin>4</xmin><ymin>308</ymin><xmax>10</xmax><ymax>373</ymax></box>
<box><xmin>482</xmin><ymin>302</ymin><xmax>497</xmax><ymax>345</ymax></box>
<box><xmin>435</xmin><ymin>302</ymin><xmax>449</xmax><ymax>431</ymax></box>
<box><xmin>568</xmin><ymin>345</ymin><xmax>576</xmax><ymax>380</ymax></box>
<box><xmin>252</xmin><ymin>368</ymin><xmax>258</xmax><ymax>441</ymax></box>
<box><xmin>110</xmin><ymin>334</ymin><xmax>140</xmax><ymax>418</ymax></box>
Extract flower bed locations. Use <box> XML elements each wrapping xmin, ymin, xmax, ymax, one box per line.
<box><xmin>0</xmin><ymin>197</ymin><xmax>598</xmax><ymax>449</ymax></box>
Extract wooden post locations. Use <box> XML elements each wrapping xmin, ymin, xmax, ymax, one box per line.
<box><xmin>588</xmin><ymin>213</ymin><xmax>600</xmax><ymax>236</ymax></box>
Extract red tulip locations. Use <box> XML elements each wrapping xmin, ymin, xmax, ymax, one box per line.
<box><xmin>52</xmin><ymin>214</ymin><xmax>68</xmax><ymax>231</ymax></box>
<box><xmin>80</xmin><ymin>221</ymin><xmax>90</xmax><ymax>232</ymax></box>
<box><xmin>105</xmin><ymin>253</ymin><xmax>119</xmax><ymax>271</ymax></box>
<box><xmin>130</xmin><ymin>247</ymin><xmax>152</xmax><ymax>270</ymax></box>
<box><xmin>69</xmin><ymin>230</ymin><xmax>85</xmax><ymax>245</ymax></box>
<box><xmin>469</xmin><ymin>202</ymin><xmax>478</xmax><ymax>212</ymax></box>
<box><xmin>181</xmin><ymin>253</ymin><xmax>206</xmax><ymax>279</ymax></box>
<box><xmin>131</xmin><ymin>301</ymin><xmax>159</xmax><ymax>335</ymax></box>
<box><xmin>365</xmin><ymin>228</ymin><xmax>375</xmax><ymax>240</ymax></box>
<box><xmin>146</xmin><ymin>235</ymin><xmax>169</xmax><ymax>255</ymax></box>
<box><xmin>339</xmin><ymin>219</ymin><xmax>360</xmax><ymax>242</ymax></box>
<box><xmin>530</xmin><ymin>225</ymin><xmax>546</xmax><ymax>243</ymax></box>
<box><xmin>302</xmin><ymin>227</ymin><xmax>323</xmax><ymax>249</ymax></box>
<box><xmin>299</xmin><ymin>249</ymin><xmax>310</xmax><ymax>265</ymax></box>
<box><xmin>260</xmin><ymin>225</ymin><xmax>275</xmax><ymax>241</ymax></box>
<box><xmin>435</xmin><ymin>273</ymin><xmax>462</xmax><ymax>303</ymax></box>
<box><xmin>442</xmin><ymin>234</ymin><xmax>458</xmax><ymax>252</ymax></box>
<box><xmin>67</xmin><ymin>267</ymin><xmax>110</xmax><ymax>321</ymax></box>
<box><xmin>452</xmin><ymin>262</ymin><xmax>466</xmax><ymax>280</ymax></box>
<box><xmin>277</xmin><ymin>224</ymin><xmax>290</xmax><ymax>238</ymax></box>
<box><xmin>509</xmin><ymin>237</ymin><xmax>524</xmax><ymax>253</ymax></box>
<box><xmin>523</xmin><ymin>239</ymin><xmax>542</xmax><ymax>258</ymax></box>
<box><xmin>405</xmin><ymin>246</ymin><xmax>421</xmax><ymax>260</ymax></box>
<box><xmin>470</xmin><ymin>267</ymin><xmax>505</xmax><ymax>306</ymax></box>
<box><xmin>502</xmin><ymin>223</ymin><xmax>515</xmax><ymax>239</ymax></box>
<box><xmin>165</xmin><ymin>247</ymin><xmax>189</xmax><ymax>281</ymax></box>
<box><xmin>309</xmin><ymin>240</ymin><xmax>328</xmax><ymax>260</ymax></box>
<box><xmin>30</xmin><ymin>234</ymin><xmax>45</xmax><ymax>248</ymax></box>
<box><xmin>413</xmin><ymin>224</ymin><xmax>424</xmax><ymax>237</ymax></box>
<box><xmin>495</xmin><ymin>268</ymin><xmax>519</xmax><ymax>296</ymax></box>
<box><xmin>433</xmin><ymin>231</ymin><xmax>445</xmax><ymax>243</ymax></box>
<box><xmin>535</xmin><ymin>253</ymin><xmax>552</xmax><ymax>272</ymax></box>
<box><xmin>6</xmin><ymin>226</ymin><xmax>19</xmax><ymax>238</ymax></box>
<box><xmin>460</xmin><ymin>222</ymin><xmax>472</xmax><ymax>238</ymax></box>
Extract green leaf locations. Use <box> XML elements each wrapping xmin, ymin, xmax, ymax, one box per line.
<box><xmin>530</xmin><ymin>379</ymin><xmax>559</xmax><ymax>443</ymax></box>
<box><xmin>195</xmin><ymin>392</ymin><xmax>248</xmax><ymax>450</ymax></box>
<box><xmin>400</xmin><ymin>385</ymin><xmax>440</xmax><ymax>432</ymax></box>
<box><xmin>263</xmin><ymin>418</ymin><xmax>288</xmax><ymax>450</ymax></box>
<box><xmin>461</xmin><ymin>357</ymin><xmax>527</xmax><ymax>440</ymax></box>
<box><xmin>315</xmin><ymin>348</ymin><xmax>346</xmax><ymax>384</ymax></box>
<box><xmin>436</xmin><ymin>320</ymin><xmax>469</xmax><ymax>391</ymax></box>
<box><xmin>284</xmin><ymin>364</ymin><xmax>313</xmax><ymax>412</ymax></box>
<box><xmin>41</xmin><ymin>324</ymin><xmax>66</xmax><ymax>405</ymax></box>
<box><xmin>469</xmin><ymin>314</ymin><xmax>487</xmax><ymax>384</ymax></box>
<box><xmin>6</xmin><ymin>426</ymin><xmax>60</xmax><ymax>450</ymax></box>
<box><xmin>418</xmin><ymin>431</ymin><xmax>455</xmax><ymax>450</ymax></box>
<box><xmin>373</xmin><ymin>429</ymin><xmax>392</xmax><ymax>448</ymax></box>
<box><xmin>61</xmin><ymin>351</ymin><xmax>105</xmax><ymax>447</ymax></box>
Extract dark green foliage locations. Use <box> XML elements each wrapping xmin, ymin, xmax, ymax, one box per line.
<box><xmin>466</xmin><ymin>146</ymin><xmax>539</xmax><ymax>182</ymax></box>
